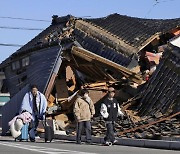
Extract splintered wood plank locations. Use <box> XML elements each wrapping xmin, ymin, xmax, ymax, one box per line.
<box><xmin>47</xmin><ymin>94</ymin><xmax>55</xmax><ymax>107</ymax></box>
<box><xmin>71</xmin><ymin>46</ymin><xmax>142</xmax><ymax>84</ymax></box>
<box><xmin>119</xmin><ymin>112</ymin><xmax>180</xmax><ymax>135</ymax></box>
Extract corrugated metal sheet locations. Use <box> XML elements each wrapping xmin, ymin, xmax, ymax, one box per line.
<box><xmin>4</xmin><ymin>46</ymin><xmax>62</xmax><ymax>97</ymax></box>
<box><xmin>137</xmin><ymin>44</ymin><xmax>180</xmax><ymax>116</ymax></box>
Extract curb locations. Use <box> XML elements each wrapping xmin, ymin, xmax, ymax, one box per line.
<box><xmin>54</xmin><ymin>134</ymin><xmax>180</xmax><ymax>150</ymax></box>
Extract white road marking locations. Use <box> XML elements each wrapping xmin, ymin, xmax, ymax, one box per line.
<box><xmin>0</xmin><ymin>142</ymin><xmax>97</xmax><ymax>154</ymax></box>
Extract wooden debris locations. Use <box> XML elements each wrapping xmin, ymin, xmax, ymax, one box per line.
<box><xmin>47</xmin><ymin>94</ymin><xmax>55</xmax><ymax>107</ymax></box>
<box><xmin>55</xmin><ymin>78</ymin><xmax>69</xmax><ymax>101</ymax></box>
<box><xmin>119</xmin><ymin>112</ymin><xmax>180</xmax><ymax>136</ymax></box>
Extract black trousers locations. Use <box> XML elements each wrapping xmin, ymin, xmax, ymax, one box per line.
<box><xmin>104</xmin><ymin>121</ymin><xmax>115</xmax><ymax>143</ymax></box>
<box><xmin>76</xmin><ymin>121</ymin><xmax>92</xmax><ymax>143</ymax></box>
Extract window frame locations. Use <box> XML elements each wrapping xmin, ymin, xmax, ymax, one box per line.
<box><xmin>22</xmin><ymin>57</ymin><xmax>30</xmax><ymax>67</ymax></box>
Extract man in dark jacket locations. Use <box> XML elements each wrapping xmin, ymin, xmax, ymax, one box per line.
<box><xmin>100</xmin><ymin>87</ymin><xmax>124</xmax><ymax>145</ymax></box>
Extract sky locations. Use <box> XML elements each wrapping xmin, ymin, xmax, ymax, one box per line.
<box><xmin>0</xmin><ymin>0</ymin><xmax>179</xmax><ymax>63</ymax></box>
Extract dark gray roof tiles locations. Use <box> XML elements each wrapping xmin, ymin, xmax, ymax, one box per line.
<box><xmin>4</xmin><ymin>46</ymin><xmax>61</xmax><ymax>97</ymax></box>
<box><xmin>74</xmin><ymin>28</ymin><xmax>132</xmax><ymax>67</ymax></box>
<box><xmin>137</xmin><ymin>44</ymin><xmax>180</xmax><ymax>116</ymax></box>
<box><xmin>1</xmin><ymin>14</ymin><xmax>180</xmax><ymax>69</ymax></box>
<box><xmin>87</xmin><ymin>13</ymin><xmax>180</xmax><ymax>48</ymax></box>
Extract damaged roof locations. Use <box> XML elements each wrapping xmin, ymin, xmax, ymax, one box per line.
<box><xmin>86</xmin><ymin>13</ymin><xmax>180</xmax><ymax>50</ymax></box>
<box><xmin>1</xmin><ymin>13</ymin><xmax>180</xmax><ymax>97</ymax></box>
<box><xmin>137</xmin><ymin>44</ymin><xmax>180</xmax><ymax>117</ymax></box>
<box><xmin>4</xmin><ymin>46</ymin><xmax>62</xmax><ymax>97</ymax></box>
<box><xmin>70</xmin><ymin>46</ymin><xmax>142</xmax><ymax>83</ymax></box>
<box><xmin>1</xmin><ymin>13</ymin><xmax>180</xmax><ymax>68</ymax></box>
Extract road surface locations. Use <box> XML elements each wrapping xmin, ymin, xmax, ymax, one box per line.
<box><xmin>0</xmin><ymin>136</ymin><xmax>179</xmax><ymax>154</ymax></box>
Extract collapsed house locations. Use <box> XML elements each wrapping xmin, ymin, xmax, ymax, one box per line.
<box><xmin>0</xmin><ymin>14</ymin><xmax>179</xmax><ymax>139</ymax></box>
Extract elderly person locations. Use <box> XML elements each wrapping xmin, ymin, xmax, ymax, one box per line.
<box><xmin>73</xmin><ymin>89</ymin><xmax>95</xmax><ymax>144</ymax></box>
<box><xmin>100</xmin><ymin>87</ymin><xmax>124</xmax><ymax>146</ymax></box>
<box><xmin>20</xmin><ymin>84</ymin><xmax>47</xmax><ymax>142</ymax></box>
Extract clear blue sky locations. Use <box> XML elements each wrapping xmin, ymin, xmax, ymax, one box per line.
<box><xmin>0</xmin><ymin>0</ymin><xmax>179</xmax><ymax>63</ymax></box>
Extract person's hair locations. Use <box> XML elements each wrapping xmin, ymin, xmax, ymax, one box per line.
<box><xmin>80</xmin><ymin>89</ymin><xmax>89</xmax><ymax>96</ymax></box>
<box><xmin>30</xmin><ymin>84</ymin><xmax>38</xmax><ymax>90</ymax></box>
<box><xmin>107</xmin><ymin>87</ymin><xmax>115</xmax><ymax>93</ymax></box>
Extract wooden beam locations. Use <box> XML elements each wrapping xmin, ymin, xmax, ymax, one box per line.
<box><xmin>71</xmin><ymin>46</ymin><xmax>143</xmax><ymax>84</ymax></box>
<box><xmin>138</xmin><ymin>33</ymin><xmax>161</xmax><ymax>51</ymax></box>
<box><xmin>45</xmin><ymin>73</ymin><xmax>57</xmax><ymax>98</ymax></box>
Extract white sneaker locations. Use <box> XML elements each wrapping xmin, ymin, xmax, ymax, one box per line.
<box><xmin>113</xmin><ymin>139</ymin><xmax>118</xmax><ymax>144</ymax></box>
<box><xmin>105</xmin><ymin>141</ymin><xmax>112</xmax><ymax>146</ymax></box>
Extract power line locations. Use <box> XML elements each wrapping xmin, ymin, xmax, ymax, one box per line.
<box><xmin>0</xmin><ymin>43</ymin><xmax>23</xmax><ymax>47</ymax></box>
<box><xmin>145</xmin><ymin>0</ymin><xmax>177</xmax><ymax>18</ymax></box>
<box><xmin>0</xmin><ymin>26</ymin><xmax>44</xmax><ymax>31</ymax></box>
<box><xmin>145</xmin><ymin>1</ymin><xmax>159</xmax><ymax>18</ymax></box>
<box><xmin>155</xmin><ymin>0</ymin><xmax>176</xmax><ymax>3</ymax></box>
<box><xmin>0</xmin><ymin>16</ymin><xmax>51</xmax><ymax>22</ymax></box>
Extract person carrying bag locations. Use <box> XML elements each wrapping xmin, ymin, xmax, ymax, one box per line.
<box><xmin>73</xmin><ymin>89</ymin><xmax>95</xmax><ymax>144</ymax></box>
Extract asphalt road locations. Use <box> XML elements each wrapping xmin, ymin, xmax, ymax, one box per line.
<box><xmin>0</xmin><ymin>136</ymin><xmax>179</xmax><ymax>154</ymax></box>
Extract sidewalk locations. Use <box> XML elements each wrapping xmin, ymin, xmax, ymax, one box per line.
<box><xmin>1</xmin><ymin>128</ymin><xmax>180</xmax><ymax>150</ymax></box>
<box><xmin>54</xmin><ymin>134</ymin><xmax>180</xmax><ymax>150</ymax></box>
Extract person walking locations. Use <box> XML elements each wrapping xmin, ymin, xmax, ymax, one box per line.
<box><xmin>73</xmin><ymin>89</ymin><xmax>95</xmax><ymax>144</ymax></box>
<box><xmin>100</xmin><ymin>87</ymin><xmax>124</xmax><ymax>146</ymax></box>
<box><xmin>20</xmin><ymin>84</ymin><xmax>47</xmax><ymax>142</ymax></box>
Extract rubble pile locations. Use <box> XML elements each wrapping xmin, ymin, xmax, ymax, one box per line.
<box><xmin>43</xmin><ymin>19</ymin><xmax>180</xmax><ymax>140</ymax></box>
<box><xmin>55</xmin><ymin>111</ymin><xmax>179</xmax><ymax>140</ymax></box>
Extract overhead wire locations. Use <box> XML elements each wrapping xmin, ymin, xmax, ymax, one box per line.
<box><xmin>0</xmin><ymin>16</ymin><xmax>47</xmax><ymax>48</ymax></box>
<box><xmin>0</xmin><ymin>43</ymin><xmax>23</xmax><ymax>47</ymax></box>
<box><xmin>0</xmin><ymin>26</ymin><xmax>44</xmax><ymax>31</ymax></box>
<box><xmin>0</xmin><ymin>16</ymin><xmax>51</xmax><ymax>22</ymax></box>
<box><xmin>144</xmin><ymin>1</ymin><xmax>159</xmax><ymax>18</ymax></box>
<box><xmin>145</xmin><ymin>0</ymin><xmax>177</xmax><ymax>18</ymax></box>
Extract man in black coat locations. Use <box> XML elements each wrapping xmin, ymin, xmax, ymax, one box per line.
<box><xmin>100</xmin><ymin>87</ymin><xmax>124</xmax><ymax>145</ymax></box>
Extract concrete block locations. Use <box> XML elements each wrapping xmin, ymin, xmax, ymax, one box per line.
<box><xmin>54</xmin><ymin>134</ymin><xmax>180</xmax><ymax>150</ymax></box>
<box><xmin>144</xmin><ymin>140</ymin><xmax>170</xmax><ymax>149</ymax></box>
<box><xmin>92</xmin><ymin>137</ymin><xmax>101</xmax><ymax>143</ymax></box>
<box><xmin>55</xmin><ymin>134</ymin><xmax>75</xmax><ymax>141</ymax></box>
<box><xmin>121</xmin><ymin>138</ymin><xmax>145</xmax><ymax>147</ymax></box>
<box><xmin>67</xmin><ymin>135</ymin><xmax>76</xmax><ymax>141</ymax></box>
<box><xmin>116</xmin><ymin>138</ymin><xmax>125</xmax><ymax>145</ymax></box>
<box><xmin>100</xmin><ymin>137</ymin><xmax>105</xmax><ymax>144</ymax></box>
<box><xmin>54</xmin><ymin>134</ymin><xmax>66</xmax><ymax>140</ymax></box>
<box><xmin>170</xmin><ymin>141</ymin><xmax>180</xmax><ymax>150</ymax></box>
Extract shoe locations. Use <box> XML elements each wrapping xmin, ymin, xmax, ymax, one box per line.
<box><xmin>113</xmin><ymin>139</ymin><xmax>118</xmax><ymax>144</ymax></box>
<box><xmin>30</xmin><ymin>138</ymin><xmax>35</xmax><ymax>142</ymax></box>
<box><xmin>104</xmin><ymin>141</ymin><xmax>112</xmax><ymax>146</ymax></box>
